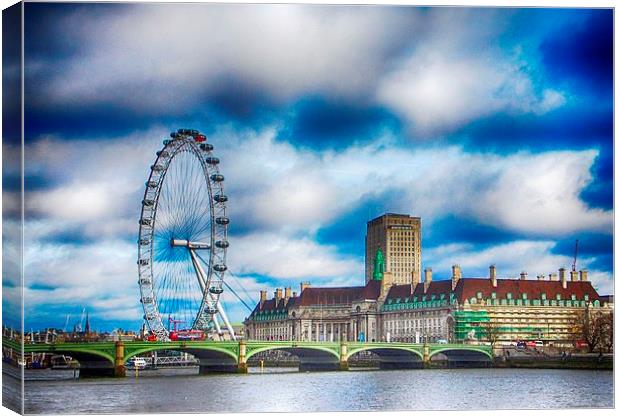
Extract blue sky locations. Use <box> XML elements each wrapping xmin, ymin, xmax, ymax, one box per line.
<box><xmin>3</xmin><ymin>4</ymin><xmax>613</xmax><ymax>332</ymax></box>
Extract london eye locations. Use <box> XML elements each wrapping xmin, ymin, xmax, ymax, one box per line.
<box><xmin>137</xmin><ymin>129</ymin><xmax>234</xmax><ymax>341</ymax></box>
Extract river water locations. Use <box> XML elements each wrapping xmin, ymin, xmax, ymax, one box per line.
<box><xmin>5</xmin><ymin>368</ymin><xmax>614</xmax><ymax>413</ymax></box>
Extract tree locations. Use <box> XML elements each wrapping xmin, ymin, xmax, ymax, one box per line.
<box><xmin>572</xmin><ymin>306</ymin><xmax>613</xmax><ymax>353</ymax></box>
<box><xmin>599</xmin><ymin>313</ymin><xmax>613</xmax><ymax>353</ymax></box>
<box><xmin>481</xmin><ymin>320</ymin><xmax>501</xmax><ymax>347</ymax></box>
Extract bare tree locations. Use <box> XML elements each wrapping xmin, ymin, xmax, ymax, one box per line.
<box><xmin>482</xmin><ymin>320</ymin><xmax>501</xmax><ymax>347</ymax></box>
<box><xmin>572</xmin><ymin>306</ymin><xmax>613</xmax><ymax>353</ymax></box>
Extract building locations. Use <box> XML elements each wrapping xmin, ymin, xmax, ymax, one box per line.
<box><xmin>245</xmin><ymin>213</ymin><xmax>612</xmax><ymax>348</ymax></box>
<box><xmin>365</xmin><ymin>213</ymin><xmax>421</xmax><ymax>285</ymax></box>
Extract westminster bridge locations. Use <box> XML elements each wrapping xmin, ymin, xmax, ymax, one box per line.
<box><xmin>3</xmin><ymin>337</ymin><xmax>493</xmax><ymax>376</ymax></box>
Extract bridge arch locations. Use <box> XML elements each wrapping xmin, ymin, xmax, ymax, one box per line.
<box><xmin>124</xmin><ymin>344</ymin><xmax>238</xmax><ymax>374</ymax></box>
<box><xmin>347</xmin><ymin>345</ymin><xmax>423</xmax><ymax>370</ymax></box>
<box><xmin>429</xmin><ymin>346</ymin><xmax>493</xmax><ymax>360</ymax></box>
<box><xmin>246</xmin><ymin>344</ymin><xmax>340</xmax><ymax>371</ymax></box>
<box><xmin>124</xmin><ymin>344</ymin><xmax>238</xmax><ymax>363</ymax></box>
<box><xmin>346</xmin><ymin>345</ymin><xmax>424</xmax><ymax>361</ymax></box>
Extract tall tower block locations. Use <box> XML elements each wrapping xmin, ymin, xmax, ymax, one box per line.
<box><xmin>365</xmin><ymin>213</ymin><xmax>421</xmax><ymax>285</ymax></box>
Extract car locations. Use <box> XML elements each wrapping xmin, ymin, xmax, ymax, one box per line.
<box><xmin>437</xmin><ymin>339</ymin><xmax>448</xmax><ymax>344</ymax></box>
<box><xmin>534</xmin><ymin>340</ymin><xmax>544</xmax><ymax>348</ymax></box>
<box><xmin>525</xmin><ymin>341</ymin><xmax>537</xmax><ymax>348</ymax></box>
<box><xmin>516</xmin><ymin>341</ymin><xmax>526</xmax><ymax>349</ymax></box>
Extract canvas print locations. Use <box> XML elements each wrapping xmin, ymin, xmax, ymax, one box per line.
<box><xmin>1</xmin><ymin>2</ymin><xmax>614</xmax><ymax>414</ymax></box>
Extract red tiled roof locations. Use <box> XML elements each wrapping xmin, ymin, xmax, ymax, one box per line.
<box><xmin>251</xmin><ymin>280</ymin><xmax>382</xmax><ymax>315</ymax></box>
<box><xmin>297</xmin><ymin>279</ymin><xmax>381</xmax><ymax>306</ymax></box>
<box><xmin>385</xmin><ymin>280</ymin><xmax>452</xmax><ymax>300</ymax></box>
<box><xmin>454</xmin><ymin>278</ymin><xmax>600</xmax><ymax>302</ymax></box>
<box><xmin>384</xmin><ymin>278</ymin><xmax>600</xmax><ymax>302</ymax></box>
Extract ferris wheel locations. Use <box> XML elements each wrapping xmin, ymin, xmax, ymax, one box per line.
<box><xmin>137</xmin><ymin>129</ymin><xmax>234</xmax><ymax>341</ymax></box>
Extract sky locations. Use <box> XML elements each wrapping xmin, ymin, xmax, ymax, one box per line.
<box><xmin>2</xmin><ymin>4</ymin><xmax>613</xmax><ymax>332</ymax></box>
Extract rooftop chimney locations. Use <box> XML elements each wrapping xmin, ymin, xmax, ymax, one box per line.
<box><xmin>424</xmin><ymin>268</ymin><xmax>432</xmax><ymax>293</ymax></box>
<box><xmin>549</xmin><ymin>273</ymin><xmax>558</xmax><ymax>281</ymax></box>
<box><xmin>284</xmin><ymin>287</ymin><xmax>292</xmax><ymax>301</ymax></box>
<box><xmin>490</xmin><ymin>265</ymin><xmax>497</xmax><ymax>287</ymax></box>
<box><xmin>292</xmin><ymin>291</ymin><xmax>297</xmax><ymax>298</ymax></box>
<box><xmin>274</xmin><ymin>288</ymin><xmax>283</xmax><ymax>302</ymax></box>
<box><xmin>520</xmin><ymin>271</ymin><xmax>527</xmax><ymax>281</ymax></box>
<box><xmin>579</xmin><ymin>269</ymin><xmax>588</xmax><ymax>282</ymax></box>
<box><xmin>537</xmin><ymin>274</ymin><xmax>545</xmax><ymax>281</ymax></box>
<box><xmin>560</xmin><ymin>268</ymin><xmax>567</xmax><ymax>289</ymax></box>
<box><xmin>570</xmin><ymin>270</ymin><xmax>578</xmax><ymax>282</ymax></box>
<box><xmin>300</xmin><ymin>282</ymin><xmax>311</xmax><ymax>294</ymax></box>
<box><xmin>451</xmin><ymin>264</ymin><xmax>461</xmax><ymax>290</ymax></box>
<box><xmin>411</xmin><ymin>269</ymin><xmax>420</xmax><ymax>287</ymax></box>
<box><xmin>260</xmin><ymin>290</ymin><xmax>267</xmax><ymax>308</ymax></box>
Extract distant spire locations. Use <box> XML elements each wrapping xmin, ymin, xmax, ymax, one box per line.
<box><xmin>373</xmin><ymin>247</ymin><xmax>385</xmax><ymax>281</ymax></box>
<box><xmin>85</xmin><ymin>311</ymin><xmax>91</xmax><ymax>335</ymax></box>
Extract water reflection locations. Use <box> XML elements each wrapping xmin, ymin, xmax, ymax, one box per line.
<box><xmin>14</xmin><ymin>368</ymin><xmax>613</xmax><ymax>413</ymax></box>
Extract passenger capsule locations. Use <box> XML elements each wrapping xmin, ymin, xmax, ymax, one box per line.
<box><xmin>213</xmin><ymin>194</ymin><xmax>228</xmax><ymax>203</ymax></box>
<box><xmin>200</xmin><ymin>143</ymin><xmax>214</xmax><ymax>151</ymax></box>
<box><xmin>206</xmin><ymin>307</ymin><xmax>218</xmax><ymax>314</ymax></box>
<box><xmin>213</xmin><ymin>264</ymin><xmax>227</xmax><ymax>272</ymax></box>
<box><xmin>210</xmin><ymin>174</ymin><xmax>224</xmax><ymax>182</ymax></box>
<box><xmin>142</xmin><ymin>199</ymin><xmax>155</xmax><ymax>207</ymax></box>
<box><xmin>163</xmin><ymin>140</ymin><xmax>170</xmax><ymax>145</ymax></box>
<box><xmin>146</xmin><ymin>181</ymin><xmax>158</xmax><ymax>188</ymax></box>
<box><xmin>170</xmin><ymin>132</ymin><xmax>179</xmax><ymax>138</ymax></box>
<box><xmin>151</xmin><ymin>164</ymin><xmax>165</xmax><ymax>172</ymax></box>
<box><xmin>206</xmin><ymin>157</ymin><xmax>220</xmax><ymax>165</ymax></box>
<box><xmin>190</xmin><ymin>129</ymin><xmax>199</xmax><ymax>135</ymax></box>
<box><xmin>139</xmin><ymin>277</ymin><xmax>151</xmax><ymax>285</ymax></box>
<box><xmin>156</xmin><ymin>151</ymin><xmax>169</xmax><ymax>158</ymax></box>
<box><xmin>144</xmin><ymin>314</ymin><xmax>156</xmax><ymax>320</ymax></box>
<box><xmin>140</xmin><ymin>218</ymin><xmax>152</xmax><ymax>226</ymax></box>
<box><xmin>139</xmin><ymin>238</ymin><xmax>150</xmax><ymax>246</ymax></box>
<box><xmin>209</xmin><ymin>287</ymin><xmax>224</xmax><ymax>294</ymax></box>
<box><xmin>215</xmin><ymin>217</ymin><xmax>230</xmax><ymax>225</ymax></box>
<box><xmin>215</xmin><ymin>240</ymin><xmax>229</xmax><ymax>248</ymax></box>
<box><xmin>137</xmin><ymin>259</ymin><xmax>150</xmax><ymax>266</ymax></box>
<box><xmin>140</xmin><ymin>297</ymin><xmax>153</xmax><ymax>304</ymax></box>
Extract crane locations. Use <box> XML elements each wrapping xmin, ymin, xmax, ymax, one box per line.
<box><xmin>63</xmin><ymin>314</ymin><xmax>71</xmax><ymax>333</ymax></box>
<box><xmin>571</xmin><ymin>239</ymin><xmax>579</xmax><ymax>272</ymax></box>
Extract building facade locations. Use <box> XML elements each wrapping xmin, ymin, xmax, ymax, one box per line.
<box><xmin>245</xmin><ymin>213</ymin><xmax>612</xmax><ymax>348</ymax></box>
<box><xmin>365</xmin><ymin>213</ymin><xmax>421</xmax><ymax>285</ymax></box>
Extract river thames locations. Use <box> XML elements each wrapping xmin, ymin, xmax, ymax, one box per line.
<box><xmin>5</xmin><ymin>368</ymin><xmax>613</xmax><ymax>413</ymax></box>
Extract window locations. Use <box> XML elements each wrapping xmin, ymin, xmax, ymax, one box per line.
<box><xmin>541</xmin><ymin>293</ymin><xmax>546</xmax><ymax>300</ymax></box>
<box><xmin>522</xmin><ymin>293</ymin><xmax>527</xmax><ymax>300</ymax></box>
<box><xmin>556</xmin><ymin>294</ymin><xmax>561</xmax><ymax>300</ymax></box>
<box><xmin>507</xmin><ymin>293</ymin><xmax>513</xmax><ymax>300</ymax></box>
<box><xmin>571</xmin><ymin>294</ymin><xmax>576</xmax><ymax>301</ymax></box>
<box><xmin>491</xmin><ymin>292</ymin><xmax>497</xmax><ymax>299</ymax></box>
<box><xmin>476</xmin><ymin>292</ymin><xmax>482</xmax><ymax>299</ymax></box>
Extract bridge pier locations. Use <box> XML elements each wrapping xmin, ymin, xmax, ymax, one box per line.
<box><xmin>423</xmin><ymin>343</ymin><xmax>430</xmax><ymax>369</ymax></box>
<box><xmin>238</xmin><ymin>340</ymin><xmax>248</xmax><ymax>373</ymax></box>
<box><xmin>114</xmin><ymin>341</ymin><xmax>126</xmax><ymax>377</ymax></box>
<box><xmin>339</xmin><ymin>341</ymin><xmax>349</xmax><ymax>371</ymax></box>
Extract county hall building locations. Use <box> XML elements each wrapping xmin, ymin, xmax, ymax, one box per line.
<box><xmin>244</xmin><ymin>213</ymin><xmax>612</xmax><ymax>347</ymax></box>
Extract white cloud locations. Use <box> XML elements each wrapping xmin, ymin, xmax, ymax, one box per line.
<box><xmin>424</xmin><ymin>239</ymin><xmax>614</xmax><ymax>296</ymax></box>
<box><xmin>38</xmin><ymin>5</ymin><xmax>419</xmax><ymax>112</ymax></box>
<box><xmin>218</xmin><ymin>129</ymin><xmax>612</xmax><ymax>237</ymax></box>
<box><xmin>375</xmin><ymin>8</ymin><xmax>566</xmax><ymax>134</ymax></box>
<box><xmin>228</xmin><ymin>233</ymin><xmax>361</xmax><ymax>279</ymax></box>
<box><xmin>31</xmin><ymin>6</ymin><xmax>564</xmax><ymax>136</ymax></box>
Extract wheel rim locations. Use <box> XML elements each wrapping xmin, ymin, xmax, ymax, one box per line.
<box><xmin>137</xmin><ymin>133</ymin><xmax>228</xmax><ymax>340</ymax></box>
